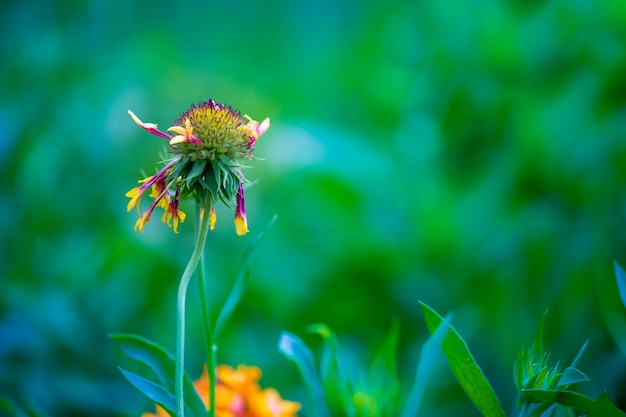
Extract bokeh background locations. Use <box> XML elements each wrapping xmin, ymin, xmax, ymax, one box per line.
<box><xmin>2</xmin><ymin>0</ymin><xmax>626</xmax><ymax>415</ymax></box>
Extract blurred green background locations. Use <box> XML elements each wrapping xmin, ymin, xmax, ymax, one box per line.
<box><xmin>2</xmin><ymin>0</ymin><xmax>626</xmax><ymax>415</ymax></box>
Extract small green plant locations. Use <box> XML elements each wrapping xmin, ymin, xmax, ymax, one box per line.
<box><xmin>513</xmin><ymin>312</ymin><xmax>589</xmax><ymax>416</ymax></box>
<box><xmin>278</xmin><ymin>315</ymin><xmax>449</xmax><ymax>416</ymax></box>
<box><xmin>279</xmin><ymin>291</ymin><xmax>626</xmax><ymax>417</ymax></box>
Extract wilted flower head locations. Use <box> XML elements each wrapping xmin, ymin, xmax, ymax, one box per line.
<box><xmin>141</xmin><ymin>364</ymin><xmax>300</xmax><ymax>417</ymax></box>
<box><xmin>126</xmin><ymin>99</ymin><xmax>270</xmax><ymax>235</ymax></box>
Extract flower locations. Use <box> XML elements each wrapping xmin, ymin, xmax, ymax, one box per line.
<box><xmin>126</xmin><ymin>99</ymin><xmax>270</xmax><ymax>235</ymax></box>
<box><xmin>141</xmin><ymin>364</ymin><xmax>301</xmax><ymax>417</ymax></box>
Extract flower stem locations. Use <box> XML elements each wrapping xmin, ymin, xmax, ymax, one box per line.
<box><xmin>197</xmin><ymin>208</ymin><xmax>216</xmax><ymax>417</ymax></box>
<box><xmin>176</xmin><ymin>195</ymin><xmax>212</xmax><ymax>417</ymax></box>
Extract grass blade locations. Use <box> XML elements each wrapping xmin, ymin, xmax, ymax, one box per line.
<box><xmin>213</xmin><ymin>215</ymin><xmax>277</xmax><ymax>339</ymax></box>
<box><xmin>278</xmin><ymin>331</ymin><xmax>330</xmax><ymax>417</ymax></box>
<box><xmin>614</xmin><ymin>261</ymin><xmax>626</xmax><ymax>309</ymax></box>
<box><xmin>401</xmin><ymin>313</ymin><xmax>451</xmax><ymax>417</ymax></box>
<box><xmin>420</xmin><ymin>302</ymin><xmax>506</xmax><ymax>417</ymax></box>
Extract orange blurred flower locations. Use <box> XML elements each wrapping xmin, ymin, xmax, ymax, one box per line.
<box><xmin>142</xmin><ymin>364</ymin><xmax>300</xmax><ymax>417</ymax></box>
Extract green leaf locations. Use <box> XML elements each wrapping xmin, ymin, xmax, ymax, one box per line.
<box><xmin>401</xmin><ymin>313</ymin><xmax>451</xmax><ymax>417</ymax></box>
<box><xmin>213</xmin><ymin>215</ymin><xmax>277</xmax><ymax>339</ymax></box>
<box><xmin>556</xmin><ymin>367</ymin><xmax>589</xmax><ymax>387</ymax></box>
<box><xmin>186</xmin><ymin>160</ymin><xmax>207</xmax><ymax>188</ymax></box>
<box><xmin>110</xmin><ymin>333</ymin><xmax>206</xmax><ymax>417</ymax></box>
<box><xmin>278</xmin><ymin>331</ymin><xmax>330</xmax><ymax>417</ymax></box>
<box><xmin>189</xmin><ymin>160</ymin><xmax>207</xmax><ymax>179</ymax></box>
<box><xmin>614</xmin><ymin>261</ymin><xmax>626</xmax><ymax>309</ymax></box>
<box><xmin>198</xmin><ymin>172</ymin><xmax>217</xmax><ymax>199</ymax></box>
<box><xmin>570</xmin><ymin>339</ymin><xmax>588</xmax><ymax>369</ymax></box>
<box><xmin>110</xmin><ymin>333</ymin><xmax>174</xmax><ymax>388</ymax></box>
<box><xmin>210</xmin><ymin>160</ymin><xmax>222</xmax><ymax>190</ymax></box>
<box><xmin>307</xmin><ymin>323</ymin><xmax>354</xmax><ymax>416</ymax></box>
<box><xmin>420</xmin><ymin>302</ymin><xmax>506</xmax><ymax>417</ymax></box>
<box><xmin>513</xmin><ymin>346</ymin><xmax>526</xmax><ymax>391</ymax></box>
<box><xmin>367</xmin><ymin>317</ymin><xmax>400</xmax><ymax>409</ymax></box>
<box><xmin>521</xmin><ymin>389</ymin><xmax>626</xmax><ymax>417</ymax></box>
<box><xmin>120</xmin><ymin>368</ymin><xmax>176</xmax><ymax>417</ymax></box>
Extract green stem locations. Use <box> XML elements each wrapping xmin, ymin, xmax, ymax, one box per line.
<box><xmin>197</xmin><ymin>208</ymin><xmax>216</xmax><ymax>417</ymax></box>
<box><xmin>207</xmin><ymin>339</ymin><xmax>217</xmax><ymax>417</ymax></box>
<box><xmin>176</xmin><ymin>195</ymin><xmax>212</xmax><ymax>417</ymax></box>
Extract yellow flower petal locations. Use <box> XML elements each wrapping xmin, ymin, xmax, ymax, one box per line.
<box><xmin>125</xmin><ymin>187</ymin><xmax>142</xmax><ymax>212</ymax></box>
<box><xmin>167</xmin><ymin>126</ymin><xmax>187</xmax><ymax>135</ymax></box>
<box><xmin>234</xmin><ymin>213</ymin><xmax>249</xmax><ymax>236</ymax></box>
<box><xmin>169</xmin><ymin>135</ymin><xmax>186</xmax><ymax>145</ymax></box>
<box><xmin>209</xmin><ymin>207</ymin><xmax>216</xmax><ymax>230</ymax></box>
<box><xmin>134</xmin><ymin>212</ymin><xmax>151</xmax><ymax>233</ymax></box>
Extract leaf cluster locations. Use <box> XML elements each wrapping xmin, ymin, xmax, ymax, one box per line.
<box><xmin>167</xmin><ymin>155</ymin><xmax>248</xmax><ymax>208</ymax></box>
<box><xmin>110</xmin><ymin>334</ymin><xmax>206</xmax><ymax>417</ymax></box>
<box><xmin>280</xmin><ymin>291</ymin><xmax>626</xmax><ymax>417</ymax></box>
<box><xmin>420</xmin><ymin>300</ymin><xmax>625</xmax><ymax>417</ymax></box>
<box><xmin>278</xmin><ymin>316</ymin><xmax>449</xmax><ymax>417</ymax></box>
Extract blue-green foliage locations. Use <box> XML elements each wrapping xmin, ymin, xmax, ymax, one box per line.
<box><xmin>614</xmin><ymin>261</ymin><xmax>626</xmax><ymax>310</ymax></box>
<box><xmin>421</xmin><ymin>304</ymin><xmax>624</xmax><ymax>417</ymax></box>
<box><xmin>280</xmin><ymin>324</ymin><xmax>404</xmax><ymax>417</ymax></box>
<box><xmin>280</xmin><ymin>316</ymin><xmax>456</xmax><ymax>417</ymax></box>
<box><xmin>513</xmin><ymin>314</ymin><xmax>623</xmax><ymax>417</ymax></box>
<box><xmin>278</xmin><ymin>332</ymin><xmax>331</xmax><ymax>417</ymax></box>
<box><xmin>421</xmin><ymin>302</ymin><xmax>506</xmax><ymax>417</ymax></box>
<box><xmin>111</xmin><ymin>333</ymin><xmax>206</xmax><ymax>417</ymax></box>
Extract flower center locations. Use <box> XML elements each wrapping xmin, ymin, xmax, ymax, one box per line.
<box><xmin>168</xmin><ymin>99</ymin><xmax>255</xmax><ymax>161</ymax></box>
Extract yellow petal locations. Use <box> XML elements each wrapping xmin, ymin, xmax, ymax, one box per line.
<box><xmin>169</xmin><ymin>135</ymin><xmax>186</xmax><ymax>145</ymax></box>
<box><xmin>234</xmin><ymin>213</ymin><xmax>249</xmax><ymax>236</ymax></box>
<box><xmin>209</xmin><ymin>207</ymin><xmax>216</xmax><ymax>230</ymax></box>
<box><xmin>125</xmin><ymin>187</ymin><xmax>142</xmax><ymax>212</ymax></box>
<box><xmin>167</xmin><ymin>126</ymin><xmax>187</xmax><ymax>135</ymax></box>
<box><xmin>134</xmin><ymin>213</ymin><xmax>151</xmax><ymax>233</ymax></box>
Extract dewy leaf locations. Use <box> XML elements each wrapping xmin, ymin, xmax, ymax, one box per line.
<box><xmin>521</xmin><ymin>389</ymin><xmax>626</xmax><ymax>417</ymax></box>
<box><xmin>120</xmin><ymin>368</ymin><xmax>176</xmax><ymax>416</ymax></box>
<box><xmin>614</xmin><ymin>261</ymin><xmax>626</xmax><ymax>309</ymax></box>
<box><xmin>110</xmin><ymin>333</ymin><xmax>206</xmax><ymax>417</ymax></box>
<box><xmin>401</xmin><ymin>314</ymin><xmax>450</xmax><ymax>417</ymax></box>
<box><xmin>420</xmin><ymin>302</ymin><xmax>506</xmax><ymax>417</ymax></box>
<box><xmin>278</xmin><ymin>331</ymin><xmax>330</xmax><ymax>417</ymax></box>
